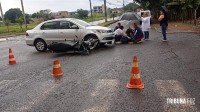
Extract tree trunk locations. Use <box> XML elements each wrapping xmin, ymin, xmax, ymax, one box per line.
<box><xmin>6</xmin><ymin>26</ymin><xmax>9</xmax><ymax>32</ymax></box>
<box><xmin>194</xmin><ymin>6</ymin><xmax>198</xmax><ymax>26</ymax></box>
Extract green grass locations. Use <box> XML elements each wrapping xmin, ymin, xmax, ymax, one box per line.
<box><xmin>98</xmin><ymin>20</ymin><xmax>118</xmax><ymax>26</ymax></box>
<box><xmin>0</xmin><ymin>14</ymin><xmax>112</xmax><ymax>37</ymax></box>
<box><xmin>83</xmin><ymin>17</ymin><xmax>105</xmax><ymax>22</ymax></box>
<box><xmin>0</xmin><ymin>20</ymin><xmax>42</xmax><ymax>36</ymax></box>
<box><xmin>82</xmin><ymin>13</ymin><xmax>106</xmax><ymax>22</ymax></box>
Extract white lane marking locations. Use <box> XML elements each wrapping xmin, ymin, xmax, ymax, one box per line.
<box><xmin>82</xmin><ymin>79</ymin><xmax>118</xmax><ymax>112</ymax></box>
<box><xmin>16</xmin><ymin>80</ymin><xmax>60</xmax><ymax>111</ymax></box>
<box><xmin>0</xmin><ymin>38</ymin><xmax>7</xmax><ymax>42</ymax></box>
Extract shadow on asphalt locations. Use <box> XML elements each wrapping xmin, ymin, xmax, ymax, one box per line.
<box><xmin>51</xmin><ymin>45</ymin><xmax>115</xmax><ymax>58</ymax></box>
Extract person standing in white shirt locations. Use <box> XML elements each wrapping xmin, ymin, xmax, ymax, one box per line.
<box><xmin>141</xmin><ymin>12</ymin><xmax>151</xmax><ymax>40</ymax></box>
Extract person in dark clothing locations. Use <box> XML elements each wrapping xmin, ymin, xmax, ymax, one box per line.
<box><xmin>125</xmin><ymin>26</ymin><xmax>134</xmax><ymax>42</ymax></box>
<box><xmin>158</xmin><ymin>9</ymin><xmax>168</xmax><ymax>41</ymax></box>
<box><xmin>114</xmin><ymin>22</ymin><xmax>122</xmax><ymax>31</ymax></box>
<box><xmin>126</xmin><ymin>27</ymin><xmax>134</xmax><ymax>39</ymax></box>
<box><xmin>131</xmin><ymin>23</ymin><xmax>144</xmax><ymax>43</ymax></box>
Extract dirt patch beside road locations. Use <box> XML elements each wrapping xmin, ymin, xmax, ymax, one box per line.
<box><xmin>152</xmin><ymin>22</ymin><xmax>200</xmax><ymax>33</ymax></box>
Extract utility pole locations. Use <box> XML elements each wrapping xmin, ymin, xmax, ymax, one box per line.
<box><xmin>89</xmin><ymin>0</ymin><xmax>93</xmax><ymax>20</ymax></box>
<box><xmin>0</xmin><ymin>1</ymin><xmax>4</xmax><ymax>22</ymax></box>
<box><xmin>104</xmin><ymin>0</ymin><xmax>107</xmax><ymax>22</ymax></box>
<box><xmin>133</xmin><ymin>0</ymin><xmax>135</xmax><ymax>12</ymax></box>
<box><xmin>20</xmin><ymin>0</ymin><xmax>27</xmax><ymax>29</ymax></box>
<box><xmin>123</xmin><ymin>0</ymin><xmax>125</xmax><ymax>11</ymax></box>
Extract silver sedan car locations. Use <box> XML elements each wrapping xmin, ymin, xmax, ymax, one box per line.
<box><xmin>26</xmin><ymin>18</ymin><xmax>115</xmax><ymax>52</ymax></box>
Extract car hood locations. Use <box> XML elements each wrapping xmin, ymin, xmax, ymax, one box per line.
<box><xmin>86</xmin><ymin>26</ymin><xmax>111</xmax><ymax>30</ymax></box>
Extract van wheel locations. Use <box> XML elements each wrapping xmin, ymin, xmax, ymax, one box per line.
<box><xmin>34</xmin><ymin>39</ymin><xmax>47</xmax><ymax>52</ymax></box>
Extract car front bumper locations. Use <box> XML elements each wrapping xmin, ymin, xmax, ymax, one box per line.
<box><xmin>98</xmin><ymin>33</ymin><xmax>115</xmax><ymax>45</ymax></box>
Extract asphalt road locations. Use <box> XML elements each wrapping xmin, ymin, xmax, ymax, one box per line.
<box><xmin>0</xmin><ymin>22</ymin><xmax>200</xmax><ymax>112</ymax></box>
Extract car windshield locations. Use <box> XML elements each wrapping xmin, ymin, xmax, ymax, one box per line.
<box><xmin>73</xmin><ymin>19</ymin><xmax>91</xmax><ymax>27</ymax></box>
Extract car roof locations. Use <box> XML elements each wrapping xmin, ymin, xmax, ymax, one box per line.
<box><xmin>44</xmin><ymin>18</ymin><xmax>77</xmax><ymax>22</ymax></box>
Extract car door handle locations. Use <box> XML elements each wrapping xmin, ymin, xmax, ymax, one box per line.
<box><xmin>60</xmin><ymin>32</ymin><xmax>64</xmax><ymax>34</ymax></box>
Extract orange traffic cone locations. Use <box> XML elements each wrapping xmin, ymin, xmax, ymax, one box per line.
<box><xmin>127</xmin><ymin>56</ymin><xmax>144</xmax><ymax>89</ymax></box>
<box><xmin>52</xmin><ymin>60</ymin><xmax>63</xmax><ymax>77</ymax></box>
<box><xmin>9</xmin><ymin>48</ymin><xmax>16</xmax><ymax>65</ymax></box>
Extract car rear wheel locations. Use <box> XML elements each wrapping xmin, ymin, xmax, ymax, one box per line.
<box><xmin>34</xmin><ymin>39</ymin><xmax>47</xmax><ymax>52</ymax></box>
<box><xmin>84</xmin><ymin>35</ymin><xmax>99</xmax><ymax>50</ymax></box>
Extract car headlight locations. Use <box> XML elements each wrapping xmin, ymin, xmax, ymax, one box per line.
<box><xmin>97</xmin><ymin>30</ymin><xmax>108</xmax><ymax>33</ymax></box>
<box><xmin>91</xmin><ymin>30</ymin><xmax>108</xmax><ymax>33</ymax></box>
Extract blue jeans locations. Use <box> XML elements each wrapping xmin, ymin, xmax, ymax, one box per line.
<box><xmin>115</xmin><ymin>35</ymin><xmax>122</xmax><ymax>42</ymax></box>
<box><xmin>144</xmin><ymin>31</ymin><xmax>149</xmax><ymax>39</ymax></box>
<box><xmin>161</xmin><ymin>24</ymin><xmax>167</xmax><ymax>40</ymax></box>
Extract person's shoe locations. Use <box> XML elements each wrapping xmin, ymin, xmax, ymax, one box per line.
<box><xmin>115</xmin><ymin>41</ymin><xmax>121</xmax><ymax>44</ymax></box>
<box><xmin>162</xmin><ymin>39</ymin><xmax>167</xmax><ymax>42</ymax></box>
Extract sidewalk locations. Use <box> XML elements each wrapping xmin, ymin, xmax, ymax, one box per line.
<box><xmin>89</xmin><ymin>17</ymin><xmax>119</xmax><ymax>25</ymax></box>
<box><xmin>152</xmin><ymin>22</ymin><xmax>200</xmax><ymax>34</ymax></box>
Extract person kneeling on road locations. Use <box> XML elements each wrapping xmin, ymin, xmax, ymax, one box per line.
<box><xmin>114</xmin><ymin>26</ymin><xmax>130</xmax><ymax>44</ymax></box>
<box><xmin>131</xmin><ymin>23</ymin><xmax>144</xmax><ymax>43</ymax></box>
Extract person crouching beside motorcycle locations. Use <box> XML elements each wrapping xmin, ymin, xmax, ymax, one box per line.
<box><xmin>131</xmin><ymin>23</ymin><xmax>144</xmax><ymax>43</ymax></box>
<box><xmin>114</xmin><ymin>26</ymin><xmax>130</xmax><ymax>44</ymax></box>
<box><xmin>114</xmin><ymin>26</ymin><xmax>125</xmax><ymax>42</ymax></box>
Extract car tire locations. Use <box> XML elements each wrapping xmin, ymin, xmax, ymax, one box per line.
<box><xmin>34</xmin><ymin>39</ymin><xmax>47</xmax><ymax>52</ymax></box>
<box><xmin>84</xmin><ymin>35</ymin><xmax>99</xmax><ymax>50</ymax></box>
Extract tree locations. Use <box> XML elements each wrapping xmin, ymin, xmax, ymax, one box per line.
<box><xmin>25</xmin><ymin>14</ymin><xmax>32</xmax><ymax>24</ymax></box>
<box><xmin>167</xmin><ymin>0</ymin><xmax>200</xmax><ymax>24</ymax></box>
<box><xmin>39</xmin><ymin>9</ymin><xmax>51</xmax><ymax>20</ymax></box>
<box><xmin>77</xmin><ymin>9</ymin><xmax>89</xmax><ymax>18</ymax></box>
<box><xmin>32</xmin><ymin>13</ymin><xmax>37</xmax><ymax>18</ymax></box>
<box><xmin>124</xmin><ymin>3</ymin><xmax>139</xmax><ymax>12</ymax></box>
<box><xmin>16</xmin><ymin>16</ymin><xmax>24</xmax><ymax>31</ymax></box>
<box><xmin>4</xmin><ymin>20</ymin><xmax>10</xmax><ymax>32</ymax></box>
<box><xmin>111</xmin><ymin>12</ymin><xmax>116</xmax><ymax>20</ymax></box>
<box><xmin>4</xmin><ymin>8</ymin><xmax>23</xmax><ymax>23</ymax></box>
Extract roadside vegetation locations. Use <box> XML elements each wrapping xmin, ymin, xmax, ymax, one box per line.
<box><xmin>98</xmin><ymin>20</ymin><xmax>118</xmax><ymax>26</ymax></box>
<box><xmin>0</xmin><ymin>7</ymin><xmax>122</xmax><ymax>37</ymax></box>
<box><xmin>135</xmin><ymin>0</ymin><xmax>200</xmax><ymax>25</ymax></box>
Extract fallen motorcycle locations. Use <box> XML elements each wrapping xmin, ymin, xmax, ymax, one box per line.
<box><xmin>48</xmin><ymin>37</ymin><xmax>98</xmax><ymax>55</ymax></box>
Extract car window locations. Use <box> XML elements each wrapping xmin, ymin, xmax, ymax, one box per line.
<box><xmin>41</xmin><ymin>21</ymin><xmax>59</xmax><ymax>30</ymax></box>
<box><xmin>60</xmin><ymin>21</ymin><xmax>79</xmax><ymax>29</ymax></box>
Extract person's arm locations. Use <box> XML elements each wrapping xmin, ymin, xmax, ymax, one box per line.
<box><xmin>133</xmin><ymin>29</ymin><xmax>137</xmax><ymax>37</ymax></box>
<box><xmin>158</xmin><ymin>15</ymin><xmax>164</xmax><ymax>21</ymax></box>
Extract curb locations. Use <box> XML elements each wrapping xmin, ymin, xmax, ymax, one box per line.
<box><xmin>154</xmin><ymin>27</ymin><xmax>198</xmax><ymax>34</ymax></box>
<box><xmin>98</xmin><ymin>20</ymin><xmax>119</xmax><ymax>27</ymax></box>
<box><xmin>105</xmin><ymin>20</ymin><xmax>119</xmax><ymax>27</ymax></box>
<box><xmin>0</xmin><ymin>33</ymin><xmax>24</xmax><ymax>39</ymax></box>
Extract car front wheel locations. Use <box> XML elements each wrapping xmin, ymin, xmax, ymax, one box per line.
<box><xmin>84</xmin><ymin>35</ymin><xmax>99</xmax><ymax>50</ymax></box>
<box><xmin>34</xmin><ymin>39</ymin><xmax>47</xmax><ymax>52</ymax></box>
